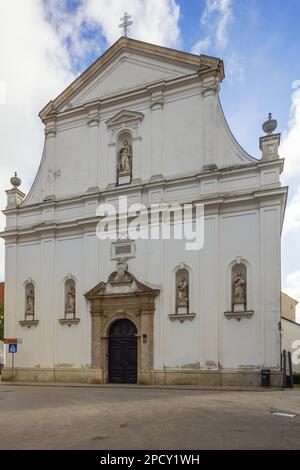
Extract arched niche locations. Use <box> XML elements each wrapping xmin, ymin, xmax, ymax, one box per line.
<box><xmin>168</xmin><ymin>263</ymin><xmax>196</xmax><ymax>322</ymax></box>
<box><xmin>231</xmin><ymin>263</ymin><xmax>247</xmax><ymax>312</ymax></box>
<box><xmin>65</xmin><ymin>278</ymin><xmax>76</xmax><ymax>319</ymax></box>
<box><xmin>25</xmin><ymin>281</ymin><xmax>35</xmax><ymax>320</ymax></box>
<box><xmin>176</xmin><ymin>268</ymin><xmax>189</xmax><ymax>314</ymax></box>
<box><xmin>224</xmin><ymin>259</ymin><xmax>254</xmax><ymax>320</ymax></box>
<box><xmin>116</xmin><ymin>131</ymin><xmax>133</xmax><ymax>185</ymax></box>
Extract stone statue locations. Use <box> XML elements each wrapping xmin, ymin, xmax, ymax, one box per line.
<box><xmin>177</xmin><ymin>277</ymin><xmax>188</xmax><ymax>306</ymax></box>
<box><xmin>26</xmin><ymin>286</ymin><xmax>35</xmax><ymax>316</ymax></box>
<box><xmin>118</xmin><ymin>140</ymin><xmax>132</xmax><ymax>175</ymax></box>
<box><xmin>66</xmin><ymin>284</ymin><xmax>76</xmax><ymax>314</ymax></box>
<box><xmin>233</xmin><ymin>272</ymin><xmax>246</xmax><ymax>305</ymax></box>
<box><xmin>115</xmin><ymin>258</ymin><xmax>128</xmax><ymax>281</ymax></box>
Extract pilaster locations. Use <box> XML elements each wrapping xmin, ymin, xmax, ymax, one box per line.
<box><xmin>201</xmin><ymin>74</ymin><xmax>220</xmax><ymax>168</ymax></box>
<box><xmin>148</xmin><ymin>83</ymin><xmax>165</xmax><ymax>178</ymax></box>
<box><xmin>85</xmin><ymin>103</ymin><xmax>100</xmax><ymax>192</ymax></box>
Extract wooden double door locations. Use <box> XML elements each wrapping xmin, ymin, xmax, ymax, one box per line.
<box><xmin>108</xmin><ymin>319</ymin><xmax>137</xmax><ymax>384</ymax></box>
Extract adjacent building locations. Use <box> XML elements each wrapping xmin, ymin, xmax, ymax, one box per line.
<box><xmin>281</xmin><ymin>292</ymin><xmax>300</xmax><ymax>373</ymax></box>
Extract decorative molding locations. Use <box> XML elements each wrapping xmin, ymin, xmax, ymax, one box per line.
<box><xmin>5</xmin><ymin>188</ymin><xmax>26</xmax><ymax>209</ymax></box>
<box><xmin>148</xmin><ymin>83</ymin><xmax>165</xmax><ymax>110</ymax></box>
<box><xmin>85</xmin><ymin>102</ymin><xmax>100</xmax><ymax>126</ymax></box>
<box><xmin>105</xmin><ymin>109</ymin><xmax>144</xmax><ymax>128</ymax></box>
<box><xmin>44</xmin><ymin>119</ymin><xmax>57</xmax><ymax>137</ymax></box>
<box><xmin>259</xmin><ymin>133</ymin><xmax>281</xmax><ymax>161</ymax></box>
<box><xmin>19</xmin><ymin>320</ymin><xmax>39</xmax><ymax>328</ymax></box>
<box><xmin>85</xmin><ymin>266</ymin><xmax>159</xmax><ymax>373</ymax></box>
<box><xmin>168</xmin><ymin>313</ymin><xmax>196</xmax><ymax>323</ymax></box>
<box><xmin>201</xmin><ymin>74</ymin><xmax>220</xmax><ymax>97</ymax></box>
<box><xmin>224</xmin><ymin>310</ymin><xmax>254</xmax><ymax>321</ymax></box>
<box><xmin>59</xmin><ymin>318</ymin><xmax>80</xmax><ymax>327</ymax></box>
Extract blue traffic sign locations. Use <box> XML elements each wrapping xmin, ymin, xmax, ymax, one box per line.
<box><xmin>8</xmin><ymin>344</ymin><xmax>17</xmax><ymax>353</ymax></box>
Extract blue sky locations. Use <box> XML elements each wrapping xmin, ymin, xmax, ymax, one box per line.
<box><xmin>0</xmin><ymin>0</ymin><xmax>300</xmax><ymax>313</ymax></box>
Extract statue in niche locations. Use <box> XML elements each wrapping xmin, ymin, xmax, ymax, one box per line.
<box><xmin>26</xmin><ymin>286</ymin><xmax>35</xmax><ymax>317</ymax></box>
<box><xmin>118</xmin><ymin>140</ymin><xmax>132</xmax><ymax>175</ymax></box>
<box><xmin>177</xmin><ymin>277</ymin><xmax>188</xmax><ymax>307</ymax></box>
<box><xmin>65</xmin><ymin>284</ymin><xmax>76</xmax><ymax>315</ymax></box>
<box><xmin>233</xmin><ymin>271</ymin><xmax>246</xmax><ymax>305</ymax></box>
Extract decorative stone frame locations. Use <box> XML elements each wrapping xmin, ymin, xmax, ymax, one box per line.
<box><xmin>105</xmin><ymin>110</ymin><xmax>144</xmax><ymax>186</ymax></box>
<box><xmin>85</xmin><ymin>270</ymin><xmax>159</xmax><ymax>384</ymax></box>
<box><xmin>59</xmin><ymin>274</ymin><xmax>80</xmax><ymax>327</ymax></box>
<box><xmin>111</xmin><ymin>239</ymin><xmax>135</xmax><ymax>259</ymax></box>
<box><xmin>19</xmin><ymin>278</ymin><xmax>39</xmax><ymax>328</ymax></box>
<box><xmin>115</xmin><ymin>130</ymin><xmax>133</xmax><ymax>185</ymax></box>
<box><xmin>224</xmin><ymin>257</ymin><xmax>254</xmax><ymax>321</ymax></box>
<box><xmin>168</xmin><ymin>262</ymin><xmax>196</xmax><ymax>322</ymax></box>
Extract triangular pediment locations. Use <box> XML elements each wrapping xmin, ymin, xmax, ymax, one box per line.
<box><xmin>106</xmin><ymin>109</ymin><xmax>144</xmax><ymax>127</ymax></box>
<box><xmin>40</xmin><ymin>37</ymin><xmax>224</xmax><ymax>120</ymax></box>
<box><xmin>85</xmin><ymin>271</ymin><xmax>159</xmax><ymax>299</ymax></box>
<box><xmin>85</xmin><ymin>281</ymin><xmax>107</xmax><ymax>298</ymax></box>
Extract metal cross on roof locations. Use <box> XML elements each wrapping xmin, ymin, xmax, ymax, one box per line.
<box><xmin>119</xmin><ymin>12</ymin><xmax>133</xmax><ymax>38</ymax></box>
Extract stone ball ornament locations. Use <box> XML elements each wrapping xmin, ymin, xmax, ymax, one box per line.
<box><xmin>10</xmin><ymin>172</ymin><xmax>21</xmax><ymax>188</ymax></box>
<box><xmin>262</xmin><ymin>113</ymin><xmax>277</xmax><ymax>134</ymax></box>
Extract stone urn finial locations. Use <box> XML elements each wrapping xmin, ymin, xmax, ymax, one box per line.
<box><xmin>10</xmin><ymin>172</ymin><xmax>21</xmax><ymax>188</ymax></box>
<box><xmin>262</xmin><ymin>113</ymin><xmax>277</xmax><ymax>135</ymax></box>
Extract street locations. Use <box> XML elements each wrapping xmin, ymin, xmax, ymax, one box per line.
<box><xmin>0</xmin><ymin>384</ymin><xmax>300</xmax><ymax>450</ymax></box>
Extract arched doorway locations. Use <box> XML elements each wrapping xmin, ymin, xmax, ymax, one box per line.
<box><xmin>108</xmin><ymin>319</ymin><xmax>137</xmax><ymax>384</ymax></box>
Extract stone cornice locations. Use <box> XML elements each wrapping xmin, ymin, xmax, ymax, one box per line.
<box><xmin>2</xmin><ymin>158</ymin><xmax>285</xmax><ymax>217</ymax></box>
<box><xmin>0</xmin><ymin>186</ymin><xmax>288</xmax><ymax>242</ymax></box>
<box><xmin>41</xmin><ymin>71</ymin><xmax>205</xmax><ymax>125</ymax></box>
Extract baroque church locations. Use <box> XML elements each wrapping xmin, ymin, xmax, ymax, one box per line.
<box><xmin>1</xmin><ymin>36</ymin><xmax>287</xmax><ymax>386</ymax></box>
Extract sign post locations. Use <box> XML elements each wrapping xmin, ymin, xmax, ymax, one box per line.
<box><xmin>8</xmin><ymin>343</ymin><xmax>17</xmax><ymax>385</ymax></box>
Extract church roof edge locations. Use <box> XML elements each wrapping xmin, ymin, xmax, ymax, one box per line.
<box><xmin>39</xmin><ymin>36</ymin><xmax>224</xmax><ymax>121</ymax></box>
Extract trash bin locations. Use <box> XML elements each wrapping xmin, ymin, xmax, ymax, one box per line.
<box><xmin>261</xmin><ymin>369</ymin><xmax>270</xmax><ymax>387</ymax></box>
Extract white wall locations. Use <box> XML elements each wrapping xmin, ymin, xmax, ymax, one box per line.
<box><xmin>2</xmin><ymin>46</ymin><xmax>285</xmax><ymax>374</ymax></box>
<box><xmin>4</xmin><ymin>197</ymin><xmax>283</xmax><ymax>371</ymax></box>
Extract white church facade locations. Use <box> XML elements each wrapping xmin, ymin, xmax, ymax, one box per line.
<box><xmin>1</xmin><ymin>37</ymin><xmax>287</xmax><ymax>386</ymax></box>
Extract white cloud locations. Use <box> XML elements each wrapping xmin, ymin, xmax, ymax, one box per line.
<box><xmin>225</xmin><ymin>51</ymin><xmax>244</xmax><ymax>81</ymax></box>
<box><xmin>191</xmin><ymin>37</ymin><xmax>211</xmax><ymax>55</ymax></box>
<box><xmin>45</xmin><ymin>0</ymin><xmax>180</xmax><ymax>55</ymax></box>
<box><xmin>83</xmin><ymin>0</ymin><xmax>180</xmax><ymax>47</ymax></box>
<box><xmin>43</xmin><ymin>0</ymin><xmax>103</xmax><ymax>71</ymax></box>
<box><xmin>191</xmin><ymin>0</ymin><xmax>241</xmax><ymax>78</ymax></box>
<box><xmin>0</xmin><ymin>0</ymin><xmax>75</xmax><ymax>281</ymax></box>
<box><xmin>201</xmin><ymin>0</ymin><xmax>233</xmax><ymax>49</ymax></box>
<box><xmin>281</xmin><ymin>80</ymin><xmax>300</xmax><ymax>181</ymax></box>
<box><xmin>281</xmin><ymin>81</ymin><xmax>300</xmax><ymax>321</ymax></box>
<box><xmin>0</xmin><ymin>0</ymin><xmax>181</xmax><ymax>282</ymax></box>
<box><xmin>281</xmin><ymin>80</ymin><xmax>300</xmax><ymax>236</ymax></box>
<box><xmin>283</xmin><ymin>186</ymin><xmax>300</xmax><ymax>234</ymax></box>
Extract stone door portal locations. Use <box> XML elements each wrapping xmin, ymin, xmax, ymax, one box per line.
<box><xmin>85</xmin><ymin>262</ymin><xmax>159</xmax><ymax>384</ymax></box>
<box><xmin>108</xmin><ymin>319</ymin><xmax>137</xmax><ymax>383</ymax></box>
